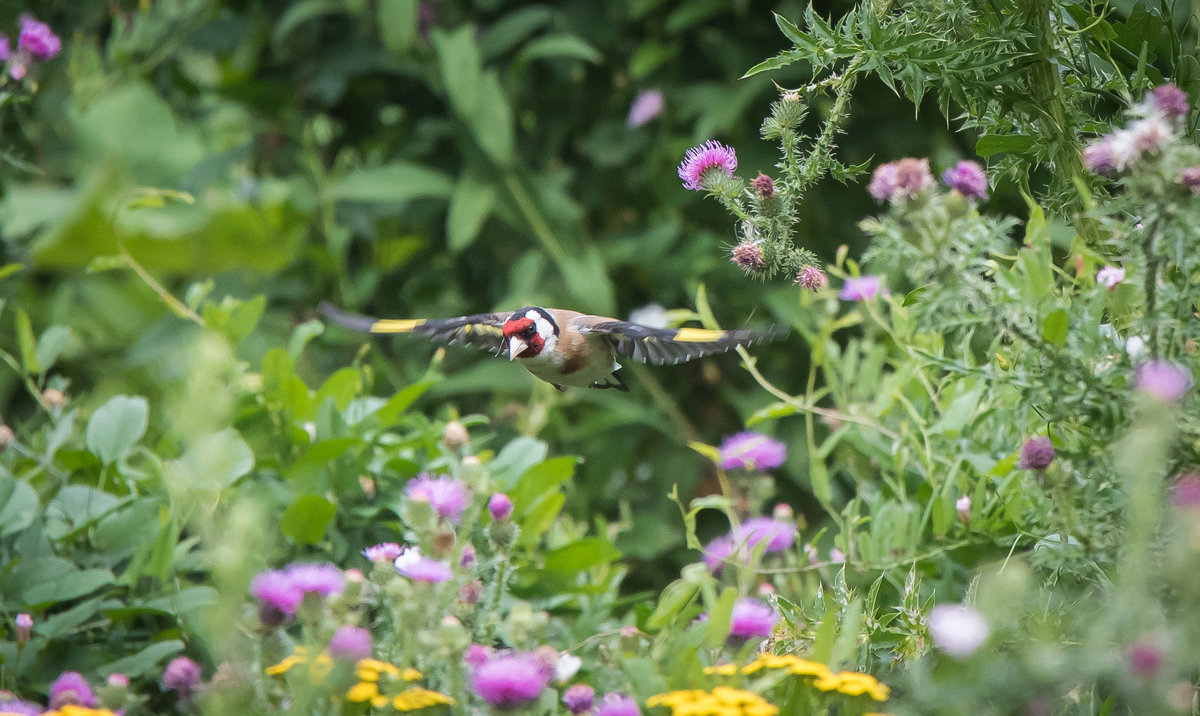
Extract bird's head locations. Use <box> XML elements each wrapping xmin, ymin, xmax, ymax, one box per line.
<box><xmin>502</xmin><ymin>307</ymin><xmax>558</xmax><ymax>360</ymax></box>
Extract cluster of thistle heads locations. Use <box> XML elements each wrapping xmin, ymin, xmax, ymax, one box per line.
<box><xmin>1082</xmin><ymin>84</ymin><xmax>1198</xmax><ymax>189</ymax></box>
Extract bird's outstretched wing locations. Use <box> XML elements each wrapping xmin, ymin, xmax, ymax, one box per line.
<box><xmin>572</xmin><ymin>317</ymin><xmax>780</xmax><ymax>366</ymax></box>
<box><xmin>319</xmin><ymin>302</ymin><xmax>509</xmax><ymax>353</ymax></box>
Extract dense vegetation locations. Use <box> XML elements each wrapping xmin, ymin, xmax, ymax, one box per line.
<box><xmin>2</xmin><ymin>1</ymin><xmax>1200</xmax><ymax>714</ymax></box>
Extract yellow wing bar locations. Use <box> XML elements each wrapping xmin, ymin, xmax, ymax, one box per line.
<box><xmin>672</xmin><ymin>327</ymin><xmax>732</xmax><ymax>343</ymax></box>
<box><xmin>369</xmin><ymin>318</ymin><xmax>427</xmax><ymax>333</ymax></box>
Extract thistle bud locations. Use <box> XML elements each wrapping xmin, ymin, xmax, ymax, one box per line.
<box><xmin>442</xmin><ymin>421</ymin><xmax>469</xmax><ymax>450</ymax></box>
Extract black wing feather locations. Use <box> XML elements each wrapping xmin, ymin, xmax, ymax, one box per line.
<box><xmin>576</xmin><ymin>319</ymin><xmax>779</xmax><ymax>366</ymax></box>
<box><xmin>319</xmin><ymin>302</ymin><xmax>508</xmax><ymax>353</ymax></box>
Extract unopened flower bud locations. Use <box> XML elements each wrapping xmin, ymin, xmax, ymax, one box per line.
<box><xmin>731</xmin><ymin>241</ymin><xmax>765</xmax><ymax>270</ymax></box>
<box><xmin>752</xmin><ymin>172</ymin><xmax>775</xmax><ymax>199</ymax></box>
<box><xmin>459</xmin><ymin>580</ymin><xmax>483</xmax><ymax>605</ymax></box>
<box><xmin>431</xmin><ymin>529</ymin><xmax>456</xmax><ymax>557</ymax></box>
<box><xmin>162</xmin><ymin>656</ymin><xmax>203</xmax><ymax>696</ymax></box>
<box><xmin>1017</xmin><ymin>436</ymin><xmax>1056</xmax><ymax>471</ymax></box>
<box><xmin>563</xmin><ymin>684</ymin><xmax>596</xmax><ymax>714</ymax></box>
<box><xmin>106</xmin><ymin>674</ymin><xmax>129</xmax><ymax>689</ymax></box>
<box><xmin>329</xmin><ymin>625</ymin><xmax>372</xmax><ymax>662</ymax></box>
<box><xmin>795</xmin><ymin>265</ymin><xmax>828</xmax><ymax>291</ymax></box>
<box><xmin>0</xmin><ymin>425</ymin><xmax>14</xmax><ymax>451</ymax></box>
<box><xmin>15</xmin><ymin>613</ymin><xmax>32</xmax><ymax>644</ymax></box>
<box><xmin>443</xmin><ymin>421</ymin><xmax>469</xmax><ymax>450</ymax></box>
<box><xmin>488</xmin><ymin>493</ymin><xmax>514</xmax><ymax>521</ymax></box>
<box><xmin>460</xmin><ymin>544</ymin><xmax>477</xmax><ymax>569</ymax></box>
<box><xmin>771</xmin><ymin>503</ymin><xmax>793</xmax><ymax>521</ymax></box>
<box><xmin>956</xmin><ymin>496</ymin><xmax>972</xmax><ymax>523</ymax></box>
<box><xmin>42</xmin><ymin>389</ymin><xmax>66</xmax><ymax>410</ymax></box>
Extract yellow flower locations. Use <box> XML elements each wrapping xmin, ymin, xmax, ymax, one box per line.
<box><xmin>704</xmin><ymin>663</ymin><xmax>739</xmax><ymax>676</ymax></box>
<box><xmin>647</xmin><ymin>688</ymin><xmax>778</xmax><ymax>716</ymax></box>
<box><xmin>393</xmin><ymin>687</ymin><xmax>456</xmax><ymax>711</ymax></box>
<box><xmin>356</xmin><ymin>658</ymin><xmax>401</xmax><ymax>676</ymax></box>
<box><xmin>402</xmin><ymin>667</ymin><xmax>423</xmax><ymax>681</ymax></box>
<box><xmin>812</xmin><ymin>671</ymin><xmax>890</xmax><ymax>702</ymax></box>
<box><xmin>42</xmin><ymin>708</ymin><xmax>120</xmax><ymax>716</ymax></box>
<box><xmin>265</xmin><ymin>655</ymin><xmax>304</xmax><ymax>675</ymax></box>
<box><xmin>347</xmin><ymin>681</ymin><xmax>381</xmax><ymax>703</ymax></box>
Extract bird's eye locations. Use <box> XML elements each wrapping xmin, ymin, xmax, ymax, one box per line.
<box><xmin>523</xmin><ymin>326</ymin><xmax>536</xmax><ymax>337</ymax></box>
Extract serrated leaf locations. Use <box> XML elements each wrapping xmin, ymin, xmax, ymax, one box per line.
<box><xmin>976</xmin><ymin>134</ymin><xmax>1036</xmax><ymax>157</ymax></box>
<box><xmin>742</xmin><ymin>49</ymin><xmax>805</xmax><ymax>79</ymax></box>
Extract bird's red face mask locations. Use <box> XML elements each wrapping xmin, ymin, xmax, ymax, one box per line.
<box><xmin>503</xmin><ymin>317</ymin><xmax>545</xmax><ymax>360</ymax></box>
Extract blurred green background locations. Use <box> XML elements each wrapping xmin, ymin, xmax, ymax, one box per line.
<box><xmin>0</xmin><ymin>0</ymin><xmax>961</xmax><ymax>591</ymax></box>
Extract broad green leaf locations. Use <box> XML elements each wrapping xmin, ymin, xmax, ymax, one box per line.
<box><xmin>478</xmin><ymin>6</ymin><xmax>554</xmax><ymax>59</ymax></box>
<box><xmin>542</xmin><ymin>537</ymin><xmax>621</xmax><ymax>572</ymax></box>
<box><xmin>287</xmin><ymin>319</ymin><xmax>325</xmax><ymax>360</ymax></box>
<box><xmin>446</xmin><ymin>174</ymin><xmax>496</xmax><ymax>252</ymax></box>
<box><xmin>518</xmin><ymin>492</ymin><xmax>564</xmax><ymax>548</ymax></box>
<box><xmin>374</xmin><ymin>380</ymin><xmax>434</xmax><ymax>425</ymax></box>
<box><xmin>274</xmin><ymin>0</ymin><xmax>344</xmax><ymax>45</ymax></box>
<box><xmin>86</xmin><ymin>395</ymin><xmax>149</xmax><ymax>465</ymax></box>
<box><xmin>179</xmin><ymin>429</ymin><xmax>254</xmax><ymax>488</ymax></box>
<box><xmin>975</xmin><ymin>134</ymin><xmax>1036</xmax><ymax>157</ymax></box>
<box><xmin>0</xmin><ymin>262</ymin><xmax>23</xmax><ymax>281</ymax></box>
<box><xmin>647</xmin><ymin>578</ymin><xmax>699</xmax><ymax>630</ymax></box>
<box><xmin>0</xmin><ymin>474</ymin><xmax>39</xmax><ymax>536</ymax></box>
<box><xmin>702</xmin><ymin>587</ymin><xmax>737</xmax><ymax>649</ymax></box>
<box><xmin>34</xmin><ymin>325</ymin><xmax>71</xmax><ymax>374</ymax></box>
<box><xmin>1042</xmin><ymin>309</ymin><xmax>1069</xmax><ymax>345</ymax></box>
<box><xmin>379</xmin><ymin>0</ymin><xmax>417</xmax><ymax>53</ymax></box>
<box><xmin>433</xmin><ymin>27</ymin><xmax>514</xmax><ymax>165</ymax></box>
<box><xmin>490</xmin><ymin>436</ymin><xmax>549</xmax><ymax>490</ymax></box>
<box><xmin>281</xmin><ymin>494</ymin><xmax>336</xmax><ymax>544</ymax></box>
<box><xmin>515</xmin><ymin>34</ymin><xmax>602</xmax><ymax>65</ymax></box>
<box><xmin>45</xmin><ymin>485</ymin><xmax>121</xmax><ymax>539</ymax></box>
<box><xmin>23</xmin><ymin>564</ymin><xmax>114</xmax><ymax>604</ymax></box>
<box><xmin>39</xmin><ymin>597</ymin><xmax>104</xmax><ymax>639</ymax></box>
<box><xmin>99</xmin><ymin>640</ymin><xmax>184</xmax><ymax>678</ymax></box>
<box><xmin>326</xmin><ymin>163</ymin><xmax>453</xmax><ymax>203</ymax></box>
<box><xmin>511</xmin><ymin>456</ymin><xmax>579</xmax><ymax>513</ymax></box>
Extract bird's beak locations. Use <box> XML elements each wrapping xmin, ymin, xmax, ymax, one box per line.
<box><xmin>508</xmin><ymin>338</ymin><xmax>528</xmax><ymax>361</ymax></box>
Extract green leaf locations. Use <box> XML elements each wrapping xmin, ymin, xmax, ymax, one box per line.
<box><xmin>741</xmin><ymin>49</ymin><xmax>806</xmax><ymax>78</ymax></box>
<box><xmin>99</xmin><ymin>640</ymin><xmax>184</xmax><ymax>678</ymax></box>
<box><xmin>23</xmin><ymin>563</ymin><xmax>114</xmax><ymax>604</ymax></box>
<box><xmin>518</xmin><ymin>492</ymin><xmax>564</xmax><ymax>548</ymax></box>
<box><xmin>975</xmin><ymin>134</ymin><xmax>1036</xmax><ymax>157</ymax></box>
<box><xmin>274</xmin><ymin>0</ymin><xmax>345</xmax><ymax>45</ymax></box>
<box><xmin>0</xmin><ymin>262</ymin><xmax>23</xmax><ymax>282</ymax></box>
<box><xmin>511</xmin><ymin>456</ymin><xmax>579</xmax><ymax>514</ymax></box>
<box><xmin>374</xmin><ymin>380</ymin><xmax>434</xmax><ymax>425</ymax></box>
<box><xmin>287</xmin><ymin>319</ymin><xmax>325</xmax><ymax>360</ymax></box>
<box><xmin>179</xmin><ymin>429</ymin><xmax>254</xmax><ymax>488</ymax></box>
<box><xmin>490</xmin><ymin>436</ymin><xmax>549</xmax><ymax>490</ymax></box>
<box><xmin>45</xmin><ymin>485</ymin><xmax>121</xmax><ymax>539</ymax></box>
<box><xmin>702</xmin><ymin>587</ymin><xmax>737</xmax><ymax>649</ymax></box>
<box><xmin>281</xmin><ymin>495</ymin><xmax>336</xmax><ymax>544</ymax></box>
<box><xmin>647</xmin><ymin>578</ymin><xmax>700</xmax><ymax>630</ymax></box>
<box><xmin>446</xmin><ymin>174</ymin><xmax>497</xmax><ymax>252</ymax></box>
<box><xmin>0</xmin><ymin>474</ymin><xmax>39</xmax><ymax>536</ymax></box>
<box><xmin>378</xmin><ymin>0</ymin><xmax>417</xmax><ymax>53</ymax></box>
<box><xmin>478</xmin><ymin>6</ymin><xmax>554</xmax><ymax>59</ymax></box>
<box><xmin>433</xmin><ymin>27</ymin><xmax>515</xmax><ymax>164</ymax></box>
<box><xmin>326</xmin><ymin>163</ymin><xmax>453</xmax><ymax>203</ymax></box>
<box><xmin>34</xmin><ymin>325</ymin><xmax>71</xmax><ymax>374</ymax></box>
<box><xmin>85</xmin><ymin>395</ymin><xmax>149</xmax><ymax>465</ymax></box>
<box><xmin>1042</xmin><ymin>309</ymin><xmax>1069</xmax><ymax>346</ymax></box>
<box><xmin>515</xmin><ymin>34</ymin><xmax>602</xmax><ymax>65</ymax></box>
<box><xmin>16</xmin><ymin>309</ymin><xmax>37</xmax><ymax>373</ymax></box>
<box><xmin>542</xmin><ymin>537</ymin><xmax>621</xmax><ymax>572</ymax></box>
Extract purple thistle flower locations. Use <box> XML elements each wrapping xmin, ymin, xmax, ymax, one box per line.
<box><xmin>162</xmin><ymin>656</ymin><xmax>203</xmax><ymax>694</ymax></box>
<box><xmin>1135</xmin><ymin>360</ymin><xmax>1192</xmax><ymax>402</ymax></box>
<box><xmin>563</xmin><ymin>684</ymin><xmax>596</xmax><ymax>714</ymax></box>
<box><xmin>1128</xmin><ymin>115</ymin><xmax>1175</xmax><ymax>155</ymax></box>
<box><xmin>678</xmin><ymin>140</ymin><xmax>738</xmax><ymax>191</ymax></box>
<box><xmin>795</xmin><ymin>265</ymin><xmax>828</xmax><ymax>291</ymax></box>
<box><xmin>839</xmin><ymin>275</ymin><xmax>882</xmax><ymax>301</ymax></box>
<box><xmin>250</xmin><ymin>569</ymin><xmax>303</xmax><ymax>618</ymax></box>
<box><xmin>626</xmin><ymin>89</ymin><xmax>664</xmax><ymax>128</ymax></box>
<box><xmin>0</xmin><ymin>699</ymin><xmax>41</xmax><ymax>716</ymax></box>
<box><xmin>1150</xmin><ymin>84</ymin><xmax>1190</xmax><ymax>119</ymax></box>
<box><xmin>396</xmin><ymin>556</ymin><xmax>453</xmax><ymax>583</ymax></box>
<box><xmin>702</xmin><ymin>535</ymin><xmax>735</xmax><ymax>573</ymax></box>
<box><xmin>752</xmin><ymin>172</ymin><xmax>776</xmax><ymax>199</ymax></box>
<box><xmin>460</xmin><ymin>543</ymin><xmax>477</xmax><ymax>569</ymax></box>
<box><xmin>362</xmin><ymin>542</ymin><xmax>405</xmax><ymax>563</ymax></box>
<box><xmin>1179</xmin><ymin>166</ymin><xmax>1200</xmax><ymax>193</ymax></box>
<box><xmin>596</xmin><ymin>693</ymin><xmax>642</xmax><ymax>716</ymax></box>
<box><xmin>1171</xmin><ymin>474</ymin><xmax>1200</xmax><ymax>509</ymax></box>
<box><xmin>0</xmin><ymin>36</ymin><xmax>9</xmax><ymax>61</ymax></box>
<box><xmin>464</xmin><ymin>644</ymin><xmax>493</xmax><ymax>668</ymax></box>
<box><xmin>488</xmin><ymin>493</ymin><xmax>514</xmax><ymax>521</ymax></box>
<box><xmin>730</xmin><ymin>241</ymin><xmax>765</xmax><ymax>270</ymax></box>
<box><xmin>868</xmin><ymin>158</ymin><xmax>934</xmax><ymax>203</ymax></box>
<box><xmin>405</xmin><ymin>473</ymin><xmax>471</xmax><ymax>523</ymax></box>
<box><xmin>1083</xmin><ymin>140</ymin><xmax>1118</xmax><ymax>176</ymax></box>
<box><xmin>50</xmin><ymin>671</ymin><xmax>96</xmax><ymax>708</ymax></box>
<box><xmin>941</xmin><ymin>160</ymin><xmax>988</xmax><ymax>200</ymax></box>
<box><xmin>718</xmin><ymin>431</ymin><xmax>786</xmax><ymax>470</ymax></box>
<box><xmin>1017</xmin><ymin>436</ymin><xmax>1055</xmax><ymax>471</ymax></box>
<box><xmin>17</xmin><ymin>15</ymin><xmax>60</xmax><ymax>60</ymax></box>
<box><xmin>736</xmin><ymin>516</ymin><xmax>797</xmax><ymax>553</ymax></box>
<box><xmin>728</xmin><ymin>598</ymin><xmax>779</xmax><ymax>641</ymax></box>
<box><xmin>1128</xmin><ymin>639</ymin><xmax>1164</xmax><ymax>676</ymax></box>
<box><xmin>14</xmin><ymin>613</ymin><xmax>32</xmax><ymax>643</ymax></box>
<box><xmin>1096</xmin><ymin>266</ymin><xmax>1125</xmax><ymax>290</ymax></box>
<box><xmin>284</xmin><ymin>563</ymin><xmax>344</xmax><ymax>596</ymax></box>
<box><xmin>471</xmin><ymin>652</ymin><xmax>552</xmax><ymax>709</ymax></box>
<box><xmin>329</xmin><ymin>625</ymin><xmax>373</xmax><ymax>662</ymax></box>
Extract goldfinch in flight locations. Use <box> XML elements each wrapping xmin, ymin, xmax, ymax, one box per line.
<box><xmin>318</xmin><ymin>302</ymin><xmax>777</xmax><ymax>392</ymax></box>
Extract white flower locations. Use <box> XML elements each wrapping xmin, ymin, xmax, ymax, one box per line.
<box><xmin>1125</xmin><ymin>335</ymin><xmax>1148</xmax><ymax>360</ymax></box>
<box><xmin>555</xmin><ymin>652</ymin><xmax>583</xmax><ymax>683</ymax></box>
<box><xmin>928</xmin><ymin>604</ymin><xmax>990</xmax><ymax>659</ymax></box>
<box><xmin>392</xmin><ymin>546</ymin><xmax>423</xmax><ymax>572</ymax></box>
<box><xmin>1128</xmin><ymin>115</ymin><xmax>1175</xmax><ymax>156</ymax></box>
<box><xmin>955</xmin><ymin>496</ymin><xmax>972</xmax><ymax>522</ymax></box>
<box><xmin>628</xmin><ymin>303</ymin><xmax>668</xmax><ymax>329</ymax></box>
<box><xmin>1096</xmin><ymin>266</ymin><xmax>1125</xmax><ymax>290</ymax></box>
